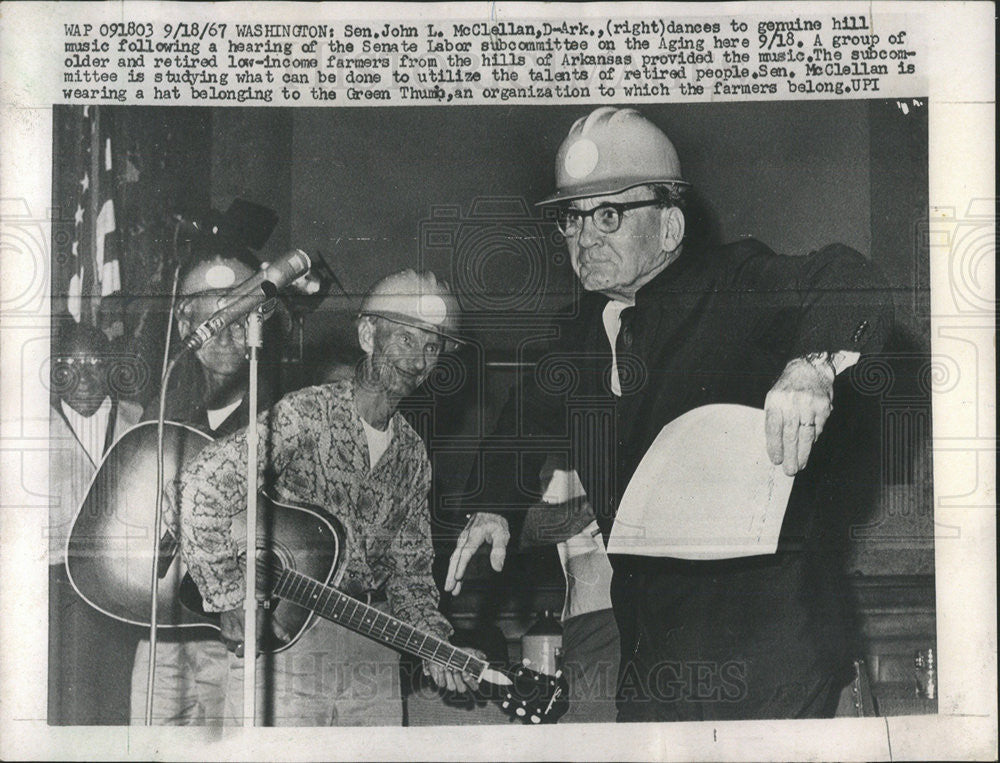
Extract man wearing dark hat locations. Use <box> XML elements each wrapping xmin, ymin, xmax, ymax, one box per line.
<box><xmin>177</xmin><ymin>269</ymin><xmax>478</xmax><ymax>725</ymax></box>
<box><xmin>447</xmin><ymin>107</ymin><xmax>893</xmax><ymax>721</ymax></box>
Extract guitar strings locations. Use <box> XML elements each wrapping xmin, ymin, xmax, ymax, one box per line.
<box><xmin>276</xmin><ymin>568</ymin><xmax>483</xmax><ymax>672</ymax></box>
<box><xmin>255</xmin><ymin>561</ymin><xmax>562</xmax><ymax>720</ymax></box>
<box><xmin>259</xmin><ymin>560</ymin><xmax>490</xmax><ymax>675</ymax></box>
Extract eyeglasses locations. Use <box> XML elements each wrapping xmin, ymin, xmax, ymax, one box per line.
<box><xmin>556</xmin><ymin>199</ymin><xmax>663</xmax><ymax>236</ymax></box>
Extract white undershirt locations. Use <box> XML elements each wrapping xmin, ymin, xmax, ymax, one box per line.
<box><xmin>61</xmin><ymin>396</ymin><xmax>112</xmax><ymax>466</ymax></box>
<box><xmin>601</xmin><ymin>299</ymin><xmax>632</xmax><ymax>397</ymax></box>
<box><xmin>206</xmin><ymin>399</ymin><xmax>243</xmax><ymax>432</ymax></box>
<box><xmin>361</xmin><ymin>417</ymin><xmax>393</xmax><ymax>470</ymax></box>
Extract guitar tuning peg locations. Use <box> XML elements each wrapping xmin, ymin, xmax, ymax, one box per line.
<box><xmin>501</xmin><ymin>700</ymin><xmax>510</xmax><ymax>710</ymax></box>
<box><xmin>515</xmin><ymin>707</ymin><xmax>526</xmax><ymax>717</ymax></box>
<box><xmin>530</xmin><ymin>714</ymin><xmax>541</xmax><ymax>724</ymax></box>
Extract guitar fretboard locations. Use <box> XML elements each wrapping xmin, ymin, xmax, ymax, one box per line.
<box><xmin>268</xmin><ymin>564</ymin><xmax>489</xmax><ymax>677</ymax></box>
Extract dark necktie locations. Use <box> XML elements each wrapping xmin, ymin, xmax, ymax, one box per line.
<box><xmin>615</xmin><ymin>307</ymin><xmax>635</xmax><ymax>396</ymax></box>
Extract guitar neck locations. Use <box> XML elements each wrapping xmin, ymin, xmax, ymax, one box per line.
<box><xmin>272</xmin><ymin>566</ymin><xmax>489</xmax><ymax>678</ymax></box>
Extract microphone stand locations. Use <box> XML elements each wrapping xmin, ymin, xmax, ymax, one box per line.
<box><xmin>142</xmin><ymin>254</ymin><xmax>304</xmax><ymax>725</ymax></box>
<box><xmin>242</xmin><ymin>306</ymin><xmax>265</xmax><ymax>726</ymax></box>
<box><xmin>145</xmin><ymin>262</ymin><xmax>183</xmax><ymax>726</ymax></box>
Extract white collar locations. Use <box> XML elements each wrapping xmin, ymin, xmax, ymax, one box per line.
<box><xmin>207</xmin><ymin>398</ymin><xmax>243</xmax><ymax>431</ymax></box>
<box><xmin>61</xmin><ymin>396</ymin><xmax>112</xmax><ymax>465</ymax></box>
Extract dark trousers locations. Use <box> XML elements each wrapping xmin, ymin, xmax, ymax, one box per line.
<box><xmin>561</xmin><ymin>609</ymin><xmax>621</xmax><ymax>723</ymax></box>
<box><xmin>616</xmin><ymin>665</ymin><xmax>841</xmax><ymax>722</ymax></box>
<box><xmin>49</xmin><ymin>565</ymin><xmax>140</xmax><ymax>725</ymax></box>
<box><xmin>612</xmin><ymin>561</ymin><xmax>847</xmax><ymax>723</ymax></box>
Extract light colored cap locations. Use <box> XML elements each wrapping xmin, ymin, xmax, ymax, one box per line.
<box><xmin>359</xmin><ymin>269</ymin><xmax>463</xmax><ymax>348</ymax></box>
<box><xmin>179</xmin><ymin>257</ymin><xmax>256</xmax><ymax>296</ymax></box>
<box><xmin>538</xmin><ymin>107</ymin><xmax>688</xmax><ymax>205</ymax></box>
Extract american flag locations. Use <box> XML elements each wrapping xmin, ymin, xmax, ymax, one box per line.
<box><xmin>64</xmin><ymin>105</ymin><xmax>122</xmax><ymax>323</ymax></box>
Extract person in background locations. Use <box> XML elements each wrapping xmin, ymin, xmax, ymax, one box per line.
<box><xmin>532</xmin><ymin>456</ymin><xmax>620</xmax><ymax>723</ymax></box>
<box><xmin>447</xmin><ymin>106</ymin><xmax>893</xmax><ymax>721</ymax></box>
<box><xmin>154</xmin><ymin>248</ymin><xmax>277</xmax><ymax>435</ymax></box>
<box><xmin>49</xmin><ymin>321</ymin><xmax>143</xmax><ymax>724</ymax></box>
<box><xmin>177</xmin><ymin>269</ymin><xmax>481</xmax><ymax>726</ymax></box>
<box><xmin>130</xmin><ymin>243</ymin><xmax>276</xmax><ymax>725</ymax></box>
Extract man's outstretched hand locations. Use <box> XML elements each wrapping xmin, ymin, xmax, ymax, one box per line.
<box><xmin>444</xmin><ymin>512</ymin><xmax>510</xmax><ymax>596</ymax></box>
<box><xmin>764</xmin><ymin>355</ymin><xmax>836</xmax><ymax>476</ymax></box>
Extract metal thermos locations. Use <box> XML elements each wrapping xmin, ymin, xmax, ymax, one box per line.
<box><xmin>521</xmin><ymin>610</ymin><xmax>563</xmax><ymax>677</ymax></box>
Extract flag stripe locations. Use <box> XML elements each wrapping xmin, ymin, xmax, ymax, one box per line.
<box><xmin>63</xmin><ymin>105</ymin><xmax>123</xmax><ymax>323</ymax></box>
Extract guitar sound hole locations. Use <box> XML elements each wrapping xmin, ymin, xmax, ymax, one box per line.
<box><xmin>256</xmin><ymin>542</ymin><xmax>293</xmax><ymax>596</ymax></box>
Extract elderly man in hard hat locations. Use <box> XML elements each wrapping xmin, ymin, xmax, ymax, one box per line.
<box><xmin>130</xmin><ymin>246</ymin><xmax>282</xmax><ymax>725</ymax></box>
<box><xmin>162</xmin><ymin>250</ymin><xmax>272</xmax><ymax>434</ymax></box>
<box><xmin>447</xmin><ymin>107</ymin><xmax>893</xmax><ymax>721</ymax></box>
<box><xmin>177</xmin><ymin>269</ymin><xmax>476</xmax><ymax>726</ymax></box>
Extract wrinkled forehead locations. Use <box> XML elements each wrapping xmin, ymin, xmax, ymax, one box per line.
<box><xmin>568</xmin><ymin>185</ymin><xmax>651</xmax><ymax>210</ymax></box>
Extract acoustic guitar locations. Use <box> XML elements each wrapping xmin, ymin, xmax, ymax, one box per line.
<box><xmin>66</xmin><ymin>421</ymin><xmax>568</xmax><ymax>723</ymax></box>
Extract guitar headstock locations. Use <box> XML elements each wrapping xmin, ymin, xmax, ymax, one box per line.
<box><xmin>499</xmin><ymin>661</ymin><xmax>569</xmax><ymax>724</ymax></box>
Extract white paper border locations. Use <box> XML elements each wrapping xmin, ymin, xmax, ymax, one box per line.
<box><xmin>1</xmin><ymin>2</ymin><xmax>995</xmax><ymax>760</ymax></box>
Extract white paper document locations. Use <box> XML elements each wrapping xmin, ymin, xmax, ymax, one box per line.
<box><xmin>607</xmin><ymin>405</ymin><xmax>795</xmax><ymax>560</ymax></box>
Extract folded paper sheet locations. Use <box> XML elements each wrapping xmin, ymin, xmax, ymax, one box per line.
<box><xmin>606</xmin><ymin>404</ymin><xmax>795</xmax><ymax>560</ymax></box>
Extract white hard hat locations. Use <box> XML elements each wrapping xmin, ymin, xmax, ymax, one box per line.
<box><xmin>538</xmin><ymin>107</ymin><xmax>688</xmax><ymax>205</ymax></box>
<box><xmin>179</xmin><ymin>256</ymin><xmax>257</xmax><ymax>296</ymax></box>
<box><xmin>359</xmin><ymin>269</ymin><xmax>464</xmax><ymax>349</ymax></box>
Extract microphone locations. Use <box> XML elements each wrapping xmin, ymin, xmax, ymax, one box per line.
<box><xmin>181</xmin><ymin>249</ymin><xmax>312</xmax><ymax>352</ymax></box>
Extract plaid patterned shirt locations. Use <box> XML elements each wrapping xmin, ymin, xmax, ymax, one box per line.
<box><xmin>179</xmin><ymin>379</ymin><xmax>452</xmax><ymax>640</ymax></box>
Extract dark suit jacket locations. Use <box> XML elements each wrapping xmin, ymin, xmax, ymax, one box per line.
<box><xmin>468</xmin><ymin>239</ymin><xmax>892</xmax><ymax>685</ymax></box>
